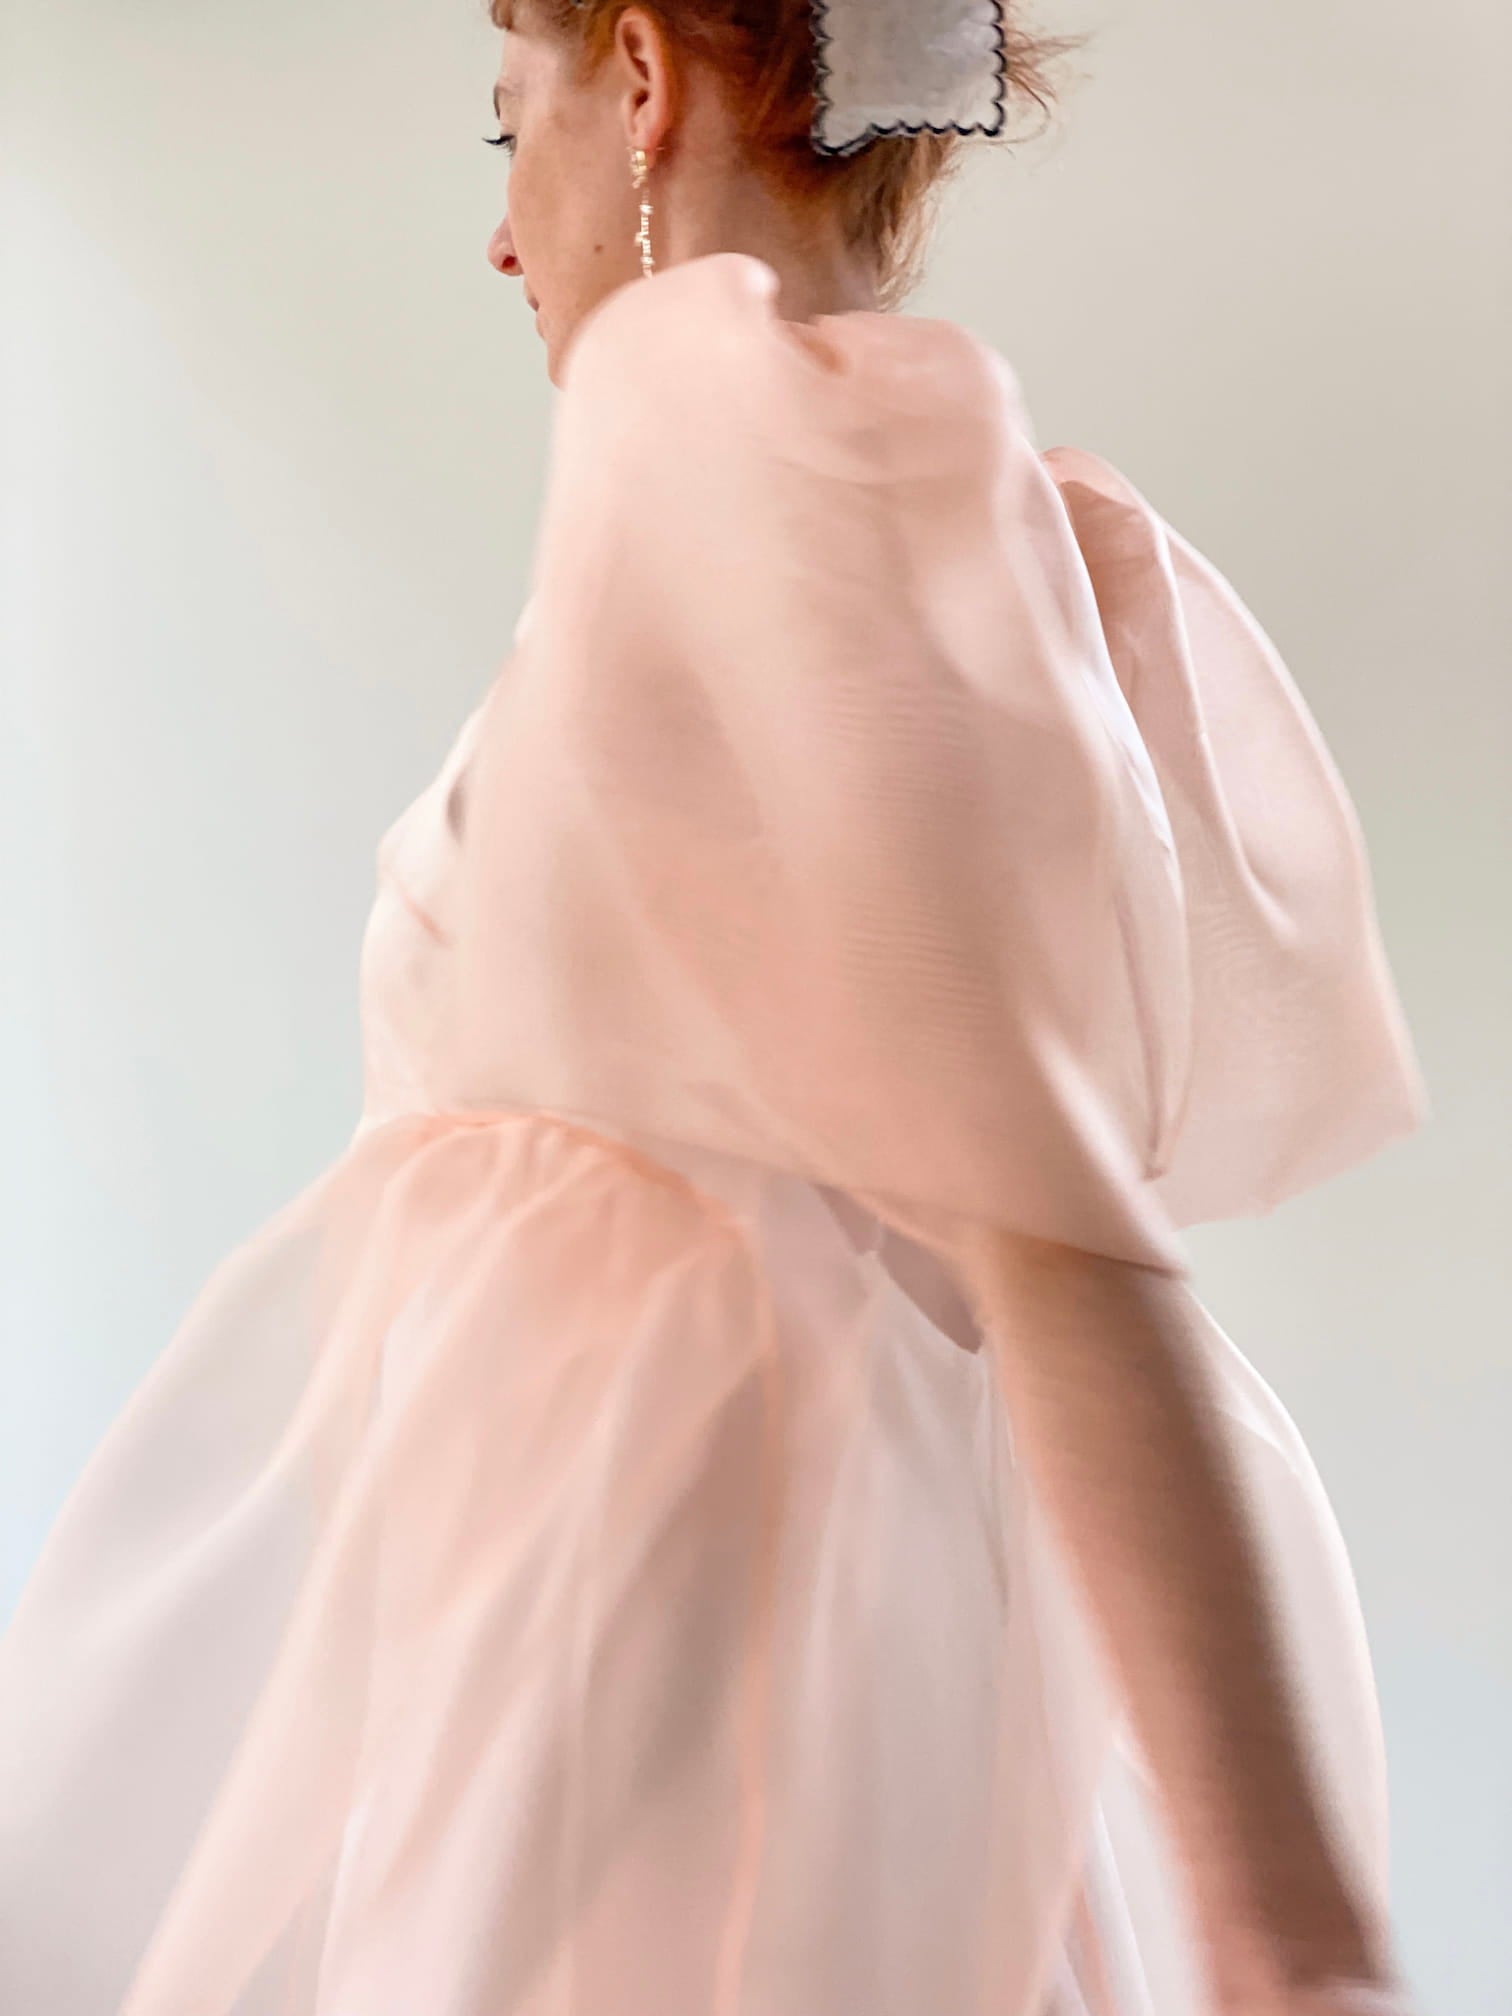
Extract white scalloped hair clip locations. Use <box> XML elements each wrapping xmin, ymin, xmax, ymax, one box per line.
<box><xmin>808</xmin><ymin>0</ymin><xmax>1008</xmax><ymax>156</ymax></box>
<box><xmin>563</xmin><ymin>0</ymin><xmax>1008</xmax><ymax>159</ymax></box>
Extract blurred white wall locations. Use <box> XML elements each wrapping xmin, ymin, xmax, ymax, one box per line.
<box><xmin>4</xmin><ymin>2</ymin><xmax>1508</xmax><ymax>2009</ymax></box>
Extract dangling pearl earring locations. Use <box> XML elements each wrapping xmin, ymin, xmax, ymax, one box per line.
<box><xmin>630</xmin><ymin>147</ymin><xmax>655</xmax><ymax>278</ymax></box>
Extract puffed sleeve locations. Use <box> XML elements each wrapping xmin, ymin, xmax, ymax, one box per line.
<box><xmin>433</xmin><ymin>253</ymin><xmax>1421</xmax><ymax>1274</ymax></box>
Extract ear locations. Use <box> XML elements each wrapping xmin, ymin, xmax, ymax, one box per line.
<box><xmin>610</xmin><ymin>4</ymin><xmax>682</xmax><ymax>156</ymax></box>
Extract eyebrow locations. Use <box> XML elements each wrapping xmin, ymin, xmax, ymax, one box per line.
<box><xmin>492</xmin><ymin>82</ymin><xmax>517</xmax><ymax>121</ymax></box>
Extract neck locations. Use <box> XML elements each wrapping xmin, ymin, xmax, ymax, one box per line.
<box><xmin>649</xmin><ymin>159</ymin><xmax>884</xmax><ymax>323</ymax></box>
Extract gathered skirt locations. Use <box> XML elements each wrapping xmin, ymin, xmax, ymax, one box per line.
<box><xmin>0</xmin><ymin>1107</ymin><xmax>1389</xmax><ymax>2016</ymax></box>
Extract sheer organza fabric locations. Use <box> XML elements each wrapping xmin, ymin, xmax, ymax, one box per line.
<box><xmin>0</xmin><ymin>252</ymin><xmax>1423</xmax><ymax>2016</ymax></box>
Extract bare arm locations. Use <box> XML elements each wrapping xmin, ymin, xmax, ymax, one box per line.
<box><xmin>953</xmin><ymin>1226</ymin><xmax>1411</xmax><ymax>2016</ymax></box>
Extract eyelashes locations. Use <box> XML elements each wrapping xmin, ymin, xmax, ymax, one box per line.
<box><xmin>483</xmin><ymin>132</ymin><xmax>517</xmax><ymax>155</ymax></box>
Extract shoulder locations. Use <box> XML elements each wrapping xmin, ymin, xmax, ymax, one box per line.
<box><xmin>555</xmin><ymin>251</ymin><xmax>1033</xmax><ymax>467</ymax></box>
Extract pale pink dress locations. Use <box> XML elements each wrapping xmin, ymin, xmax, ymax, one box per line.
<box><xmin>0</xmin><ymin>253</ymin><xmax>1424</xmax><ymax>2016</ymax></box>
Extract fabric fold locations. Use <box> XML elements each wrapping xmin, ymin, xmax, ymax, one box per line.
<box><xmin>435</xmin><ymin>251</ymin><xmax>1421</xmax><ymax>1279</ymax></box>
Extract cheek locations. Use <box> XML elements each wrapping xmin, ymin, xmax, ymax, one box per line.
<box><xmin>523</xmin><ymin>159</ymin><xmax>599</xmax><ymax>286</ymax></box>
<box><xmin>508</xmin><ymin>145</ymin><xmax>571</xmax><ymax>279</ymax></box>
<box><xmin>514</xmin><ymin>106</ymin><xmax>635</xmax><ymax>321</ymax></box>
<box><xmin>503</xmin><ymin>155</ymin><xmax>542</xmax><ymax>258</ymax></box>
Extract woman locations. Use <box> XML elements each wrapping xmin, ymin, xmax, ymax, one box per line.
<box><xmin>0</xmin><ymin>3</ymin><xmax>1427</xmax><ymax>2013</ymax></box>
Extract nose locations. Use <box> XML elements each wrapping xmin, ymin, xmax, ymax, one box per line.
<box><xmin>487</xmin><ymin>214</ymin><xmax>519</xmax><ymax>279</ymax></box>
<box><xmin>486</xmin><ymin>215</ymin><xmax>539</xmax><ymax>314</ymax></box>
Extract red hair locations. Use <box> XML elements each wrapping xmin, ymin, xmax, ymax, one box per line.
<box><xmin>489</xmin><ymin>0</ymin><xmax>1086</xmax><ymax>308</ymax></box>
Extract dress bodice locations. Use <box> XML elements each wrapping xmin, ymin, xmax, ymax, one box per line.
<box><xmin>354</xmin><ymin>697</ymin><xmax>492</xmax><ymax>1137</ymax></box>
<box><xmin>352</xmin><ymin>676</ymin><xmax>990</xmax><ymax>1355</ymax></box>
